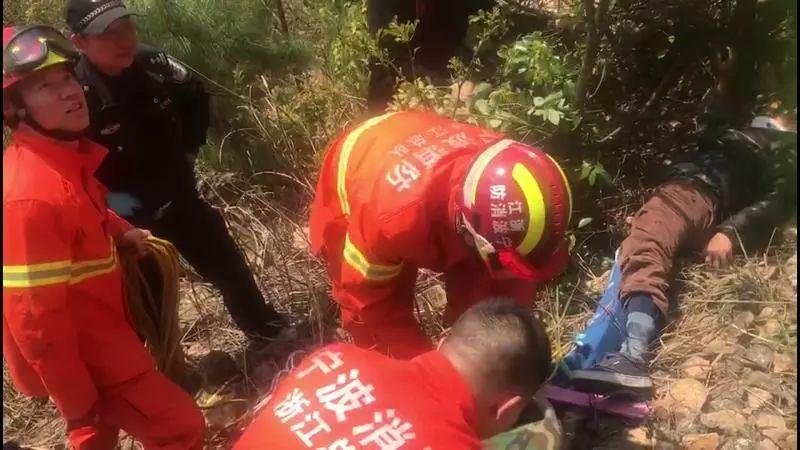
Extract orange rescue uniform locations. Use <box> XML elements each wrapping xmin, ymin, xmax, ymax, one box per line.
<box><xmin>235</xmin><ymin>343</ymin><xmax>482</xmax><ymax>450</ymax></box>
<box><xmin>310</xmin><ymin>111</ymin><xmax>540</xmax><ymax>358</ymax></box>
<box><xmin>3</xmin><ymin>131</ymin><xmax>204</xmax><ymax>449</ymax></box>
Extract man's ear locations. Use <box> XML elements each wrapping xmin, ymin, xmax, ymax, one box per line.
<box><xmin>4</xmin><ymin>96</ymin><xmax>16</xmax><ymax>117</ymax></box>
<box><xmin>3</xmin><ymin>95</ymin><xmax>21</xmax><ymax>128</ymax></box>
<box><xmin>70</xmin><ymin>33</ymin><xmax>84</xmax><ymax>50</ymax></box>
<box><xmin>495</xmin><ymin>394</ymin><xmax>527</xmax><ymax>431</ymax></box>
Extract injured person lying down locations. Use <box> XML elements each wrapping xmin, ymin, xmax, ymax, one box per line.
<box><xmin>569</xmin><ymin>114</ymin><xmax>797</xmax><ymax>395</ymax></box>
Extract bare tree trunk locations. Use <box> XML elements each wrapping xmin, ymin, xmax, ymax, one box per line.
<box><xmin>275</xmin><ymin>0</ymin><xmax>290</xmax><ymax>36</ymax></box>
<box><xmin>728</xmin><ymin>0</ymin><xmax>757</xmax><ymax>119</ymax></box>
<box><xmin>576</xmin><ymin>0</ymin><xmax>606</xmax><ymax>112</ymax></box>
<box><xmin>706</xmin><ymin>0</ymin><xmax>757</xmax><ymax>127</ymax></box>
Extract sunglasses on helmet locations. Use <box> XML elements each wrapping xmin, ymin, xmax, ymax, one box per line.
<box><xmin>3</xmin><ymin>26</ymin><xmax>78</xmax><ymax>77</ymax></box>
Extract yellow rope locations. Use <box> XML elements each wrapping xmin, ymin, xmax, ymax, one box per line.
<box><xmin>121</xmin><ymin>236</ymin><xmax>186</xmax><ymax>383</ymax></box>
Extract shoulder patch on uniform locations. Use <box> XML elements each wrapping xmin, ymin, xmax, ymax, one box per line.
<box><xmin>137</xmin><ymin>46</ymin><xmax>191</xmax><ymax>83</ymax></box>
<box><xmin>148</xmin><ymin>51</ymin><xmax>169</xmax><ymax>68</ymax></box>
<box><xmin>165</xmin><ymin>56</ymin><xmax>189</xmax><ymax>83</ymax></box>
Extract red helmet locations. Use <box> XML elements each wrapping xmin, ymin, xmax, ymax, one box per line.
<box><xmin>458</xmin><ymin>139</ymin><xmax>573</xmax><ymax>282</ymax></box>
<box><xmin>3</xmin><ymin>25</ymin><xmax>78</xmax><ymax>90</ymax></box>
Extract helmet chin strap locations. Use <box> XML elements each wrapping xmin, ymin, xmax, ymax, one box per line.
<box><xmin>460</xmin><ymin>212</ymin><xmax>525</xmax><ymax>275</ymax></box>
<box><xmin>21</xmin><ymin>111</ymin><xmax>88</xmax><ymax>141</ymax></box>
<box><xmin>458</xmin><ymin>212</ymin><xmax>497</xmax><ymax>261</ymax></box>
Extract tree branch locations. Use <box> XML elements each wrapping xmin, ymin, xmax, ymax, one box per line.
<box><xmin>576</xmin><ymin>0</ymin><xmax>606</xmax><ymax>112</ymax></box>
<box><xmin>274</xmin><ymin>0</ymin><xmax>290</xmax><ymax>36</ymax></box>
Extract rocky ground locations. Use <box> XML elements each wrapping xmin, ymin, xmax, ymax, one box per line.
<box><xmin>557</xmin><ymin>231</ymin><xmax>798</xmax><ymax>450</ymax></box>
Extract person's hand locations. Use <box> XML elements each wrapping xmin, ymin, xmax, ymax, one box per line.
<box><xmin>106</xmin><ymin>192</ymin><xmax>142</xmax><ymax>218</ymax></box>
<box><xmin>703</xmin><ymin>232</ymin><xmax>734</xmax><ymax>268</ymax></box>
<box><xmin>118</xmin><ymin>228</ymin><xmax>152</xmax><ymax>258</ymax></box>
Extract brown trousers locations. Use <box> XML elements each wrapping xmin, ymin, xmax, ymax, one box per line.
<box><xmin>618</xmin><ymin>180</ymin><xmax>717</xmax><ymax>315</ymax></box>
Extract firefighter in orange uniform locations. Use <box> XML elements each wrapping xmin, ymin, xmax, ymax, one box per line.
<box><xmin>2</xmin><ymin>25</ymin><xmax>204</xmax><ymax>449</ymax></box>
<box><xmin>310</xmin><ymin>110</ymin><xmax>573</xmax><ymax>359</ymax></box>
<box><xmin>234</xmin><ymin>299</ymin><xmax>553</xmax><ymax>450</ymax></box>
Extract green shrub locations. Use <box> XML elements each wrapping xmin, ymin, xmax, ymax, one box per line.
<box><xmin>3</xmin><ymin>0</ymin><xmax>64</xmax><ymax>28</ymax></box>
<box><xmin>390</xmin><ymin>11</ymin><xmax>579</xmax><ymax>145</ymax></box>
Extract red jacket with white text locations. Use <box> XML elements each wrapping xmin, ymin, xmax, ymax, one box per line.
<box><xmin>235</xmin><ymin>343</ymin><xmax>482</xmax><ymax>450</ymax></box>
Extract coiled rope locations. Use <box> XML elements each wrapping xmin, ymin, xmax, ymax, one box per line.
<box><xmin>121</xmin><ymin>236</ymin><xmax>186</xmax><ymax>383</ymax></box>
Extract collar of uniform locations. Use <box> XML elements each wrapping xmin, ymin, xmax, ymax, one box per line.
<box><xmin>76</xmin><ymin>56</ymin><xmax>116</xmax><ymax>110</ymax></box>
<box><xmin>14</xmin><ymin>130</ymin><xmax>109</xmax><ymax>180</ymax></box>
<box><xmin>411</xmin><ymin>350</ymin><xmax>479</xmax><ymax>431</ymax></box>
<box><xmin>76</xmin><ymin>55</ymin><xmax>143</xmax><ymax>109</ymax></box>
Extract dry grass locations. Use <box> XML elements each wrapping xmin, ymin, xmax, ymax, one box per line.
<box><xmin>2</xmin><ymin>371</ymin><xmax>64</xmax><ymax>449</ymax></box>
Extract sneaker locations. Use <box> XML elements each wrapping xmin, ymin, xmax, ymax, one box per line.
<box><xmin>569</xmin><ymin>352</ymin><xmax>652</xmax><ymax>395</ymax></box>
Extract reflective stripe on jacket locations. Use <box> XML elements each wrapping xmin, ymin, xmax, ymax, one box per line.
<box><xmin>3</xmin><ymin>131</ymin><xmax>154</xmax><ymax>419</ymax></box>
<box><xmin>310</xmin><ymin>110</ymin><xmax>538</xmax><ymax>315</ymax></box>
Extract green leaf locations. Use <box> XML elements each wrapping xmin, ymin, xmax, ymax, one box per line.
<box><xmin>472</xmin><ymin>82</ymin><xmax>493</xmax><ymax>97</ymax></box>
<box><xmin>593</xmin><ymin>162</ymin><xmax>612</xmax><ymax>185</ymax></box>
<box><xmin>544</xmin><ymin>91</ymin><xmax>563</xmax><ymax>103</ymax></box>
<box><xmin>577</xmin><ymin>217</ymin><xmax>593</xmax><ymax>228</ymax></box>
<box><xmin>474</xmin><ymin>99</ymin><xmax>491</xmax><ymax>115</ymax></box>
<box><xmin>580</xmin><ymin>162</ymin><xmax>592</xmax><ymax>180</ymax></box>
<box><xmin>547</xmin><ymin>109</ymin><xmax>561</xmax><ymax>126</ymax></box>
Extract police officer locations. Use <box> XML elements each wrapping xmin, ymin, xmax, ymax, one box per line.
<box><xmin>65</xmin><ymin>0</ymin><xmax>286</xmax><ymax>340</ymax></box>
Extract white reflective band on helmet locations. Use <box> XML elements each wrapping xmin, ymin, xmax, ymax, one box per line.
<box><xmin>462</xmin><ymin>139</ymin><xmax>515</xmax><ymax>208</ymax></box>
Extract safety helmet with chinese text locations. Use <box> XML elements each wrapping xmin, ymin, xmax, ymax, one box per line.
<box><xmin>458</xmin><ymin>139</ymin><xmax>573</xmax><ymax>282</ymax></box>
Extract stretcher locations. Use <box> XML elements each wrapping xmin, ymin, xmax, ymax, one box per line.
<box><xmin>547</xmin><ymin>249</ymin><xmax>651</xmax><ymax>421</ymax></box>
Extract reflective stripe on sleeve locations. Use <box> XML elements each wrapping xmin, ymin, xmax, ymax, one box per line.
<box><xmin>3</xmin><ymin>245</ymin><xmax>118</xmax><ymax>288</ymax></box>
<box><xmin>342</xmin><ymin>233</ymin><xmax>403</xmax><ymax>281</ymax></box>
